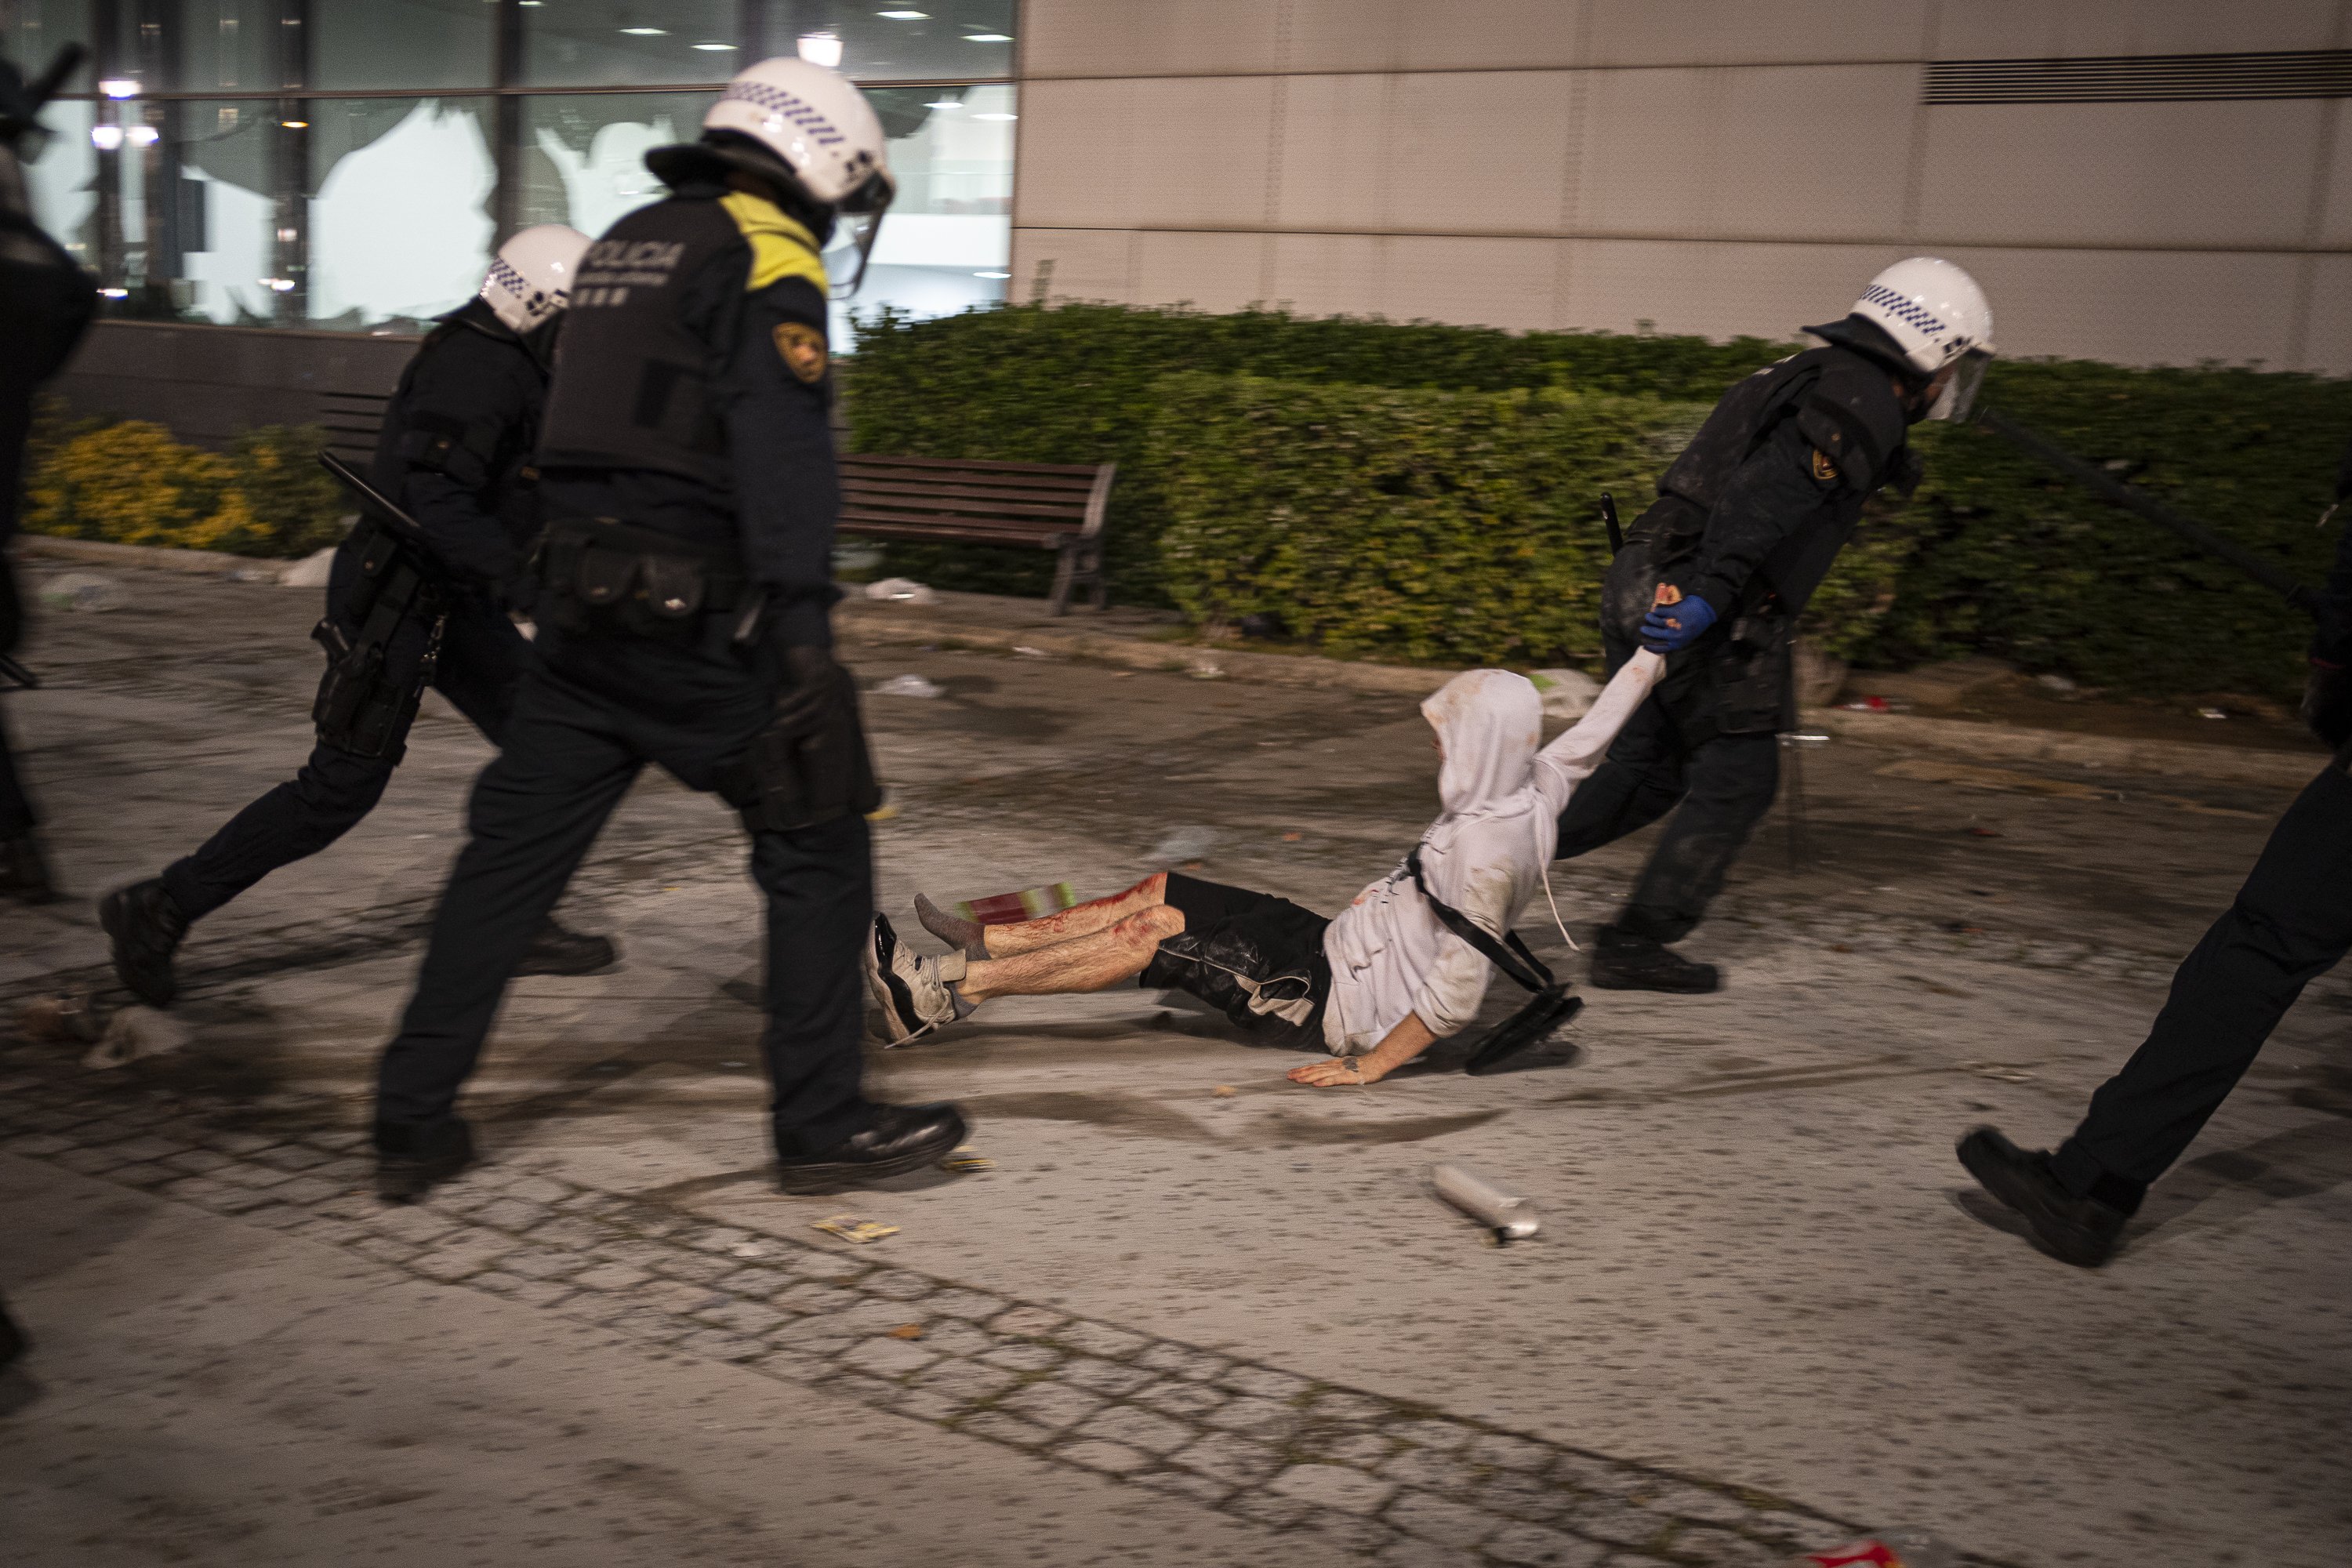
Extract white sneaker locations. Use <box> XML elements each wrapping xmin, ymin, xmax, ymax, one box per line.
<box><xmin>863</xmin><ymin>913</ymin><xmax>957</xmax><ymax>1044</ymax></box>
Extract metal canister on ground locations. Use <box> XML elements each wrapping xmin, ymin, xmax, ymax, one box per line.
<box><xmin>1431</xmin><ymin>1163</ymin><xmax>1540</xmax><ymax>1242</ymax></box>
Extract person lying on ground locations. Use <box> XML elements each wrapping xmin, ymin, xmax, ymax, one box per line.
<box><xmin>863</xmin><ymin>654</ymin><xmax>1665</xmax><ymax>1085</ymax></box>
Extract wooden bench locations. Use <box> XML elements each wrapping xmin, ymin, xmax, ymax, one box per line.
<box><xmin>838</xmin><ymin>455</ymin><xmax>1116</xmax><ymax>615</ymax></box>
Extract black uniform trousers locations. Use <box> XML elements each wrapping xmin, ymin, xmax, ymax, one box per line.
<box><xmin>374</xmin><ymin>626</ymin><xmax>873</xmax><ymax>1158</ymax></box>
<box><xmin>1552</xmin><ymin>630</ymin><xmax>1781</xmax><ymax>943</ymax></box>
<box><xmin>2052</xmin><ymin>760</ymin><xmax>2352</xmax><ymax>1210</ymax></box>
<box><xmin>0</xmin><ymin>706</ymin><xmax>33</xmax><ymax>840</ymax></box>
<box><xmin>162</xmin><ymin>597</ymin><xmax>532</xmax><ymax>921</ymax></box>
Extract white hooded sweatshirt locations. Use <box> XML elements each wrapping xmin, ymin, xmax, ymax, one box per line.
<box><xmin>1319</xmin><ymin>651</ymin><xmax>1665</xmax><ymax>1054</ymax></box>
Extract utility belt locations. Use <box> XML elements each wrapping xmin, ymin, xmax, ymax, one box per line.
<box><xmin>310</xmin><ymin>514</ymin><xmax>446</xmax><ymax>760</ymax></box>
<box><xmin>535</xmin><ymin>516</ymin><xmax>748</xmax><ymax>641</ymax></box>
<box><xmin>1403</xmin><ymin>847</ymin><xmax>1584</xmax><ymax>1077</ymax></box>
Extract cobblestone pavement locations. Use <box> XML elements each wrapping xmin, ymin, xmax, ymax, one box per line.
<box><xmin>0</xmin><ymin>1025</ymin><xmax>1915</xmax><ymax>1568</ymax></box>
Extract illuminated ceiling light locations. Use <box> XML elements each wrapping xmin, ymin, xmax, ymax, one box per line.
<box><xmin>877</xmin><ymin>9</ymin><xmax>930</xmax><ymax>17</ymax></box>
<box><xmin>263</xmin><ymin>277</ymin><xmax>296</xmax><ymax>292</ymax></box>
<box><xmin>924</xmin><ymin>99</ymin><xmax>962</xmax><ymax>108</ymax></box>
<box><xmin>692</xmin><ymin>42</ymin><xmax>738</xmax><ymax>50</ymax></box>
<box><xmin>89</xmin><ymin>125</ymin><xmax>124</xmax><ymax>150</ymax></box>
<box><xmin>280</xmin><ymin>118</ymin><xmax>308</xmax><ymax>129</ymax></box>
<box><xmin>126</xmin><ymin>124</ymin><xmax>159</xmax><ymax>145</ymax></box>
<box><xmin>797</xmin><ymin>33</ymin><xmax>844</xmax><ymax>67</ymax></box>
<box><xmin>98</xmin><ymin>286</ymin><xmax>129</xmax><ymax>299</ymax></box>
<box><xmin>971</xmin><ymin>111</ymin><xmax>1015</xmax><ymax>120</ymax></box>
<box><xmin>974</xmin><ymin>270</ymin><xmax>1010</xmax><ymax>279</ymax></box>
<box><xmin>964</xmin><ymin>34</ymin><xmax>1013</xmax><ymax>42</ymax></box>
<box><xmin>619</xmin><ymin>27</ymin><xmax>668</xmax><ymax>35</ymax></box>
<box><xmin>98</xmin><ymin>78</ymin><xmax>141</xmax><ymax>98</ymax></box>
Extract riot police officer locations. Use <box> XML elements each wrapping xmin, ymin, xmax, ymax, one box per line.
<box><xmin>1554</xmin><ymin>258</ymin><xmax>1997</xmax><ymax>993</ymax></box>
<box><xmin>1959</xmin><ymin>436</ymin><xmax>2352</xmax><ymax>1267</ymax></box>
<box><xmin>98</xmin><ymin>226</ymin><xmax>615</xmax><ymax>1004</ymax></box>
<box><xmin>368</xmin><ymin>56</ymin><xmax>967</xmax><ymax>1201</ymax></box>
<box><xmin>0</xmin><ymin>46</ymin><xmax>96</xmax><ymax>904</ymax></box>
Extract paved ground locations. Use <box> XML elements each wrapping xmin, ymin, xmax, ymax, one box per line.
<box><xmin>2</xmin><ymin>564</ymin><xmax>2348</xmax><ymax>1568</ymax></box>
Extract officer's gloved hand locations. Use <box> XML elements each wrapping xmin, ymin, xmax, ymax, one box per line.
<box><xmin>1639</xmin><ymin>591</ymin><xmax>1716</xmax><ymax>653</ymax></box>
<box><xmin>2303</xmin><ymin>660</ymin><xmax>2352</xmax><ymax>748</ymax></box>
<box><xmin>771</xmin><ymin>643</ymin><xmax>851</xmax><ymax>735</ymax></box>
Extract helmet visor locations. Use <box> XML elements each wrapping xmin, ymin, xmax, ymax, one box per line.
<box><xmin>1929</xmin><ymin>349</ymin><xmax>1991</xmax><ymax>423</ymax></box>
<box><xmin>821</xmin><ymin>177</ymin><xmax>893</xmax><ymax>298</ymax></box>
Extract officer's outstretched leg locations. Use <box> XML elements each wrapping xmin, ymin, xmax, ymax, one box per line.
<box><xmin>0</xmin><ymin>703</ymin><xmax>56</xmax><ymax>903</ymax></box>
<box><xmin>1553</xmin><ymin>698</ymin><xmax>1690</xmax><ymax>864</ymax></box>
<box><xmin>1592</xmin><ymin>729</ymin><xmax>1779</xmax><ymax>994</ymax></box>
<box><xmin>375</xmin><ymin>676</ymin><xmax>640</xmax><ymax>1200</ymax></box>
<box><xmin>753</xmin><ymin>814</ymin><xmax>878</xmax><ymax>1163</ymax></box>
<box><xmin>1961</xmin><ymin>761</ymin><xmax>2352</xmax><ymax>1266</ymax></box>
<box><xmin>430</xmin><ymin>603</ymin><xmax>619</xmax><ymax>978</ymax></box>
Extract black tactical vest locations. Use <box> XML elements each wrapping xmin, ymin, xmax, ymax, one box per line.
<box><xmin>1658</xmin><ymin>344</ymin><xmax>1907</xmax><ymax>514</ymax></box>
<box><xmin>536</xmin><ymin>197</ymin><xmax>750</xmax><ymax>488</ymax></box>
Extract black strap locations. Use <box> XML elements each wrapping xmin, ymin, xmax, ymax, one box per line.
<box><xmin>1403</xmin><ymin>846</ymin><xmax>1555</xmax><ymax>996</ymax></box>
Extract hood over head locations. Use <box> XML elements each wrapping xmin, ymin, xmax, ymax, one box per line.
<box><xmin>1421</xmin><ymin>669</ymin><xmax>1544</xmax><ymax>817</ymax></box>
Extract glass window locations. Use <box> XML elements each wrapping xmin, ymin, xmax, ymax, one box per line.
<box><xmin>312</xmin><ymin>0</ymin><xmax>494</xmax><ymax>93</ymax></box>
<box><xmin>307</xmin><ymin>96</ymin><xmax>496</xmax><ymax>332</ymax></box>
<box><xmin>161</xmin><ymin>1</ymin><xmax>289</xmax><ymax>95</ymax></box>
<box><xmin>3</xmin><ymin>1</ymin><xmax>95</xmax><ymax>94</ymax></box>
<box><xmin>521</xmin><ymin>0</ymin><xmax>745</xmax><ymax>88</ymax></box>
<box><xmin>515</xmin><ymin>90</ymin><xmax>716</xmax><ymax>237</ymax></box>
<box><xmin>790</xmin><ymin>0</ymin><xmax>1015</xmax><ymax>82</ymax></box>
<box><xmin>22</xmin><ymin>94</ymin><xmax>98</xmax><ymax>271</ymax></box>
<box><xmin>837</xmin><ymin>81</ymin><xmax>1011</xmax><ymax>343</ymax></box>
<box><xmin>164</xmin><ymin>99</ymin><xmax>285</xmax><ymax>325</ymax></box>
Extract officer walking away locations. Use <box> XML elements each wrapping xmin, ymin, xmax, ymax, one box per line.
<box><xmin>1959</xmin><ymin>435</ymin><xmax>2352</xmax><ymax>1269</ymax></box>
<box><xmin>0</xmin><ymin>45</ymin><xmax>97</xmax><ymax>903</ymax></box>
<box><xmin>1553</xmin><ymin>259</ymin><xmax>1996</xmax><ymax>993</ymax></box>
<box><xmin>368</xmin><ymin>56</ymin><xmax>966</xmax><ymax>1201</ymax></box>
<box><xmin>99</xmin><ymin>226</ymin><xmax>615</xmax><ymax>1004</ymax></box>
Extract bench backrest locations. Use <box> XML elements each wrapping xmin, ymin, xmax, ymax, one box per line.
<box><xmin>839</xmin><ymin>455</ymin><xmax>1114</xmax><ymax>547</ymax></box>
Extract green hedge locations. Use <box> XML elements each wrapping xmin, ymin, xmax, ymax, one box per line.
<box><xmin>844</xmin><ymin>303</ymin><xmax>1793</xmax><ymax>604</ymax></box>
<box><xmin>851</xmin><ymin>303</ymin><xmax>2352</xmax><ymax>699</ymax></box>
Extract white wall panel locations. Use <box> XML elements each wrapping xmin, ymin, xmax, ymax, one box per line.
<box><xmin>1265</xmin><ymin>230</ymin><xmax>1387</xmax><ymax>319</ymax></box>
<box><xmin>2294</xmin><ymin>253</ymin><xmax>2352</xmax><ymax>374</ymax></box>
<box><xmin>1561</xmin><ymin>238</ymin><xmax>1899</xmax><ymax>342</ymax></box>
<box><xmin>1010</xmin><ymin>78</ymin><xmax>1136</xmax><ymax>230</ymax></box>
<box><xmin>1018</xmin><ymin>0</ymin><xmax>1287</xmax><ymax>80</ymax></box>
<box><xmin>1385</xmin><ymin>73</ymin><xmax>1577</xmax><ymax>236</ymax></box>
<box><xmin>1123</xmin><ymin>75</ymin><xmax>1283</xmax><ymax>230</ymax></box>
<box><xmin>1915</xmin><ymin>101</ymin><xmax>2326</xmax><ymax>249</ymax></box>
<box><xmin>1934</xmin><ymin>245</ymin><xmax>2303</xmax><ymax>368</ymax></box>
<box><xmin>1933</xmin><ymin>0</ymin><xmax>2343</xmax><ymax>60</ymax></box>
<box><xmin>1377</xmin><ymin>236</ymin><xmax>1563</xmax><ymax>330</ymax></box>
<box><xmin>1271</xmin><ymin>74</ymin><xmax>1395</xmax><ymax>234</ymax></box>
<box><xmin>2311</xmin><ymin>104</ymin><xmax>2352</xmax><ymax>249</ymax></box>
<box><xmin>1132</xmin><ymin>229</ymin><xmax>1271</xmax><ymax>312</ymax></box>
<box><xmin>1284</xmin><ymin>0</ymin><xmax>1592</xmax><ymax>75</ymax></box>
<box><xmin>1583</xmin><ymin>0</ymin><xmax>1928</xmax><ymax>67</ymax></box>
<box><xmin>1012</xmin><ymin>227</ymin><xmax>1138</xmax><ymax>306</ymax></box>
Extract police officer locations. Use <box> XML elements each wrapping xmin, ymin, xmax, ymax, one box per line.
<box><xmin>368</xmin><ymin>56</ymin><xmax>966</xmax><ymax>1201</ymax></box>
<box><xmin>1554</xmin><ymin>259</ymin><xmax>1997</xmax><ymax>993</ymax></box>
<box><xmin>1959</xmin><ymin>436</ymin><xmax>2352</xmax><ymax>1268</ymax></box>
<box><xmin>0</xmin><ymin>46</ymin><xmax>96</xmax><ymax>904</ymax></box>
<box><xmin>98</xmin><ymin>226</ymin><xmax>615</xmax><ymax>1004</ymax></box>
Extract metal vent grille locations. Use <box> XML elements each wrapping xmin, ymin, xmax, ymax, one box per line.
<box><xmin>1925</xmin><ymin>50</ymin><xmax>2352</xmax><ymax>105</ymax></box>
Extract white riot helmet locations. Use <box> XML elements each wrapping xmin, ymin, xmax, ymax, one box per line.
<box><xmin>481</xmin><ymin>223</ymin><xmax>590</xmax><ymax>336</ymax></box>
<box><xmin>651</xmin><ymin>56</ymin><xmax>896</xmax><ymax>296</ymax></box>
<box><xmin>1847</xmin><ymin>256</ymin><xmax>1996</xmax><ymax>421</ymax></box>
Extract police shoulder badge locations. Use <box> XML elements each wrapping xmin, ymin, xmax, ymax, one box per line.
<box><xmin>774</xmin><ymin>321</ymin><xmax>829</xmax><ymax>384</ymax></box>
<box><xmin>1810</xmin><ymin>446</ymin><xmax>1841</xmax><ymax>483</ymax></box>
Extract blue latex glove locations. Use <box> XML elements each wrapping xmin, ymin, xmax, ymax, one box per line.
<box><xmin>1639</xmin><ymin>593</ymin><xmax>1717</xmax><ymax>652</ymax></box>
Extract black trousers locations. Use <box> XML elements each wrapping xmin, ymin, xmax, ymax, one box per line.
<box><xmin>374</xmin><ymin>628</ymin><xmax>874</xmax><ymax>1158</ymax></box>
<box><xmin>162</xmin><ymin>600</ymin><xmax>530</xmax><ymax>920</ymax></box>
<box><xmin>1552</xmin><ymin>636</ymin><xmax>1780</xmax><ymax>944</ymax></box>
<box><xmin>2053</xmin><ymin>761</ymin><xmax>2352</xmax><ymax>1210</ymax></box>
<box><xmin>0</xmin><ymin>704</ymin><xmax>33</xmax><ymax>840</ymax></box>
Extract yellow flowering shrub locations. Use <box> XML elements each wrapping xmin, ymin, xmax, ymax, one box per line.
<box><xmin>23</xmin><ymin>410</ymin><xmax>346</xmax><ymax>558</ymax></box>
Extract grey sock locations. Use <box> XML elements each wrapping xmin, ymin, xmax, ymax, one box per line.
<box><xmin>949</xmin><ymin>980</ymin><xmax>978</xmax><ymax>1019</ymax></box>
<box><xmin>915</xmin><ymin>892</ymin><xmax>989</xmax><ymax>956</ymax></box>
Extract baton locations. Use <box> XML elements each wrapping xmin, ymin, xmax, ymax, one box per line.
<box><xmin>0</xmin><ymin>654</ymin><xmax>38</xmax><ymax>690</ymax></box>
<box><xmin>1975</xmin><ymin>408</ymin><xmax>2323</xmax><ymax>613</ymax></box>
<box><xmin>1600</xmin><ymin>492</ymin><xmax>1624</xmax><ymax>555</ymax></box>
<box><xmin>316</xmin><ymin>451</ymin><xmax>441</xmax><ymax>557</ymax></box>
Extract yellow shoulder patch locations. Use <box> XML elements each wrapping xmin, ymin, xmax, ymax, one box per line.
<box><xmin>720</xmin><ymin>190</ymin><xmax>830</xmax><ymax>296</ymax></box>
<box><xmin>1810</xmin><ymin>447</ymin><xmax>1841</xmax><ymax>483</ymax></box>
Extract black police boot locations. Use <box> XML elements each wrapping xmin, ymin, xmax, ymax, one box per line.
<box><xmin>2290</xmin><ymin>1064</ymin><xmax>2352</xmax><ymax>1117</ymax></box>
<box><xmin>514</xmin><ymin>916</ymin><xmax>618</xmax><ymax>977</ymax></box>
<box><xmin>775</xmin><ymin>1102</ymin><xmax>968</xmax><ymax>1195</ymax></box>
<box><xmin>0</xmin><ymin>833</ymin><xmax>59</xmax><ymax>905</ymax></box>
<box><xmin>1588</xmin><ymin>926</ymin><xmax>1720</xmax><ymax>994</ymax></box>
<box><xmin>1956</xmin><ymin>1126</ymin><xmax>2129</xmax><ymax>1268</ymax></box>
<box><xmin>0</xmin><ymin>1292</ymin><xmax>26</xmax><ymax>1370</ymax></box>
<box><xmin>98</xmin><ymin>878</ymin><xmax>191</xmax><ymax>1007</ymax></box>
<box><xmin>374</xmin><ymin>1116</ymin><xmax>476</xmax><ymax>1204</ymax></box>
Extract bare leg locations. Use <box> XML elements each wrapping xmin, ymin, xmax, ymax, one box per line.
<box><xmin>959</xmin><ymin>906</ymin><xmax>1184</xmax><ymax>1000</ymax></box>
<box><xmin>969</xmin><ymin>873</ymin><xmax>1171</xmax><ymax>957</ymax></box>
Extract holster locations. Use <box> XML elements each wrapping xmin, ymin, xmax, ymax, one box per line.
<box><xmin>311</xmin><ymin>521</ymin><xmax>445</xmax><ymax>760</ymax></box>
<box><xmin>717</xmin><ymin>663</ymin><xmax>884</xmax><ymax>833</ymax></box>
<box><xmin>536</xmin><ymin>517</ymin><xmax>746</xmax><ymax>641</ymax></box>
<box><xmin>1708</xmin><ymin>603</ymin><xmax>1793</xmax><ymax>736</ymax></box>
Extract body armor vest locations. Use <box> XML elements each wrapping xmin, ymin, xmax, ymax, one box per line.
<box><xmin>538</xmin><ymin>194</ymin><xmax>811</xmax><ymax>488</ymax></box>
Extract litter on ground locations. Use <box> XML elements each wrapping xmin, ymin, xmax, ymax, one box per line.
<box><xmin>812</xmin><ymin>1215</ymin><xmax>900</xmax><ymax>1244</ymax></box>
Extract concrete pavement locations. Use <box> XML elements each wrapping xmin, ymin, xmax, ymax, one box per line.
<box><xmin>2</xmin><ymin>561</ymin><xmax>2348</xmax><ymax>1567</ymax></box>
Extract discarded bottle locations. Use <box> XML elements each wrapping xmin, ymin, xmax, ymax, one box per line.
<box><xmin>1431</xmin><ymin>1163</ymin><xmax>1539</xmax><ymax>1242</ymax></box>
<box><xmin>1796</xmin><ymin>1526</ymin><xmax>1958</xmax><ymax>1568</ymax></box>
